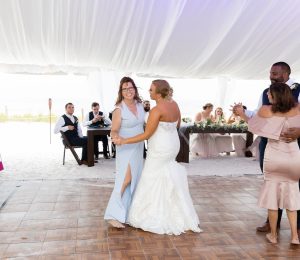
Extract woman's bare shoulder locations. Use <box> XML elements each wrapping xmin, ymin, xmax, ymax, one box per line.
<box><xmin>115</xmin><ymin>102</ymin><xmax>123</xmax><ymax>108</ymax></box>
<box><xmin>257</xmin><ymin>105</ymin><xmax>273</xmax><ymax>118</ymax></box>
<box><xmin>195</xmin><ymin>112</ymin><xmax>202</xmax><ymax>122</ymax></box>
<box><xmin>149</xmin><ymin>106</ymin><xmax>160</xmax><ymax>115</ymax></box>
<box><xmin>148</xmin><ymin>106</ymin><xmax>162</xmax><ymax>121</ymax></box>
<box><xmin>288</xmin><ymin>105</ymin><xmax>300</xmax><ymax>116</ymax></box>
<box><xmin>112</xmin><ymin>105</ymin><xmax>122</xmax><ymax>116</ymax></box>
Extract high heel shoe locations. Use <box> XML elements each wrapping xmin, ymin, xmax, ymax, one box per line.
<box><xmin>266</xmin><ymin>233</ymin><xmax>277</xmax><ymax>244</ymax></box>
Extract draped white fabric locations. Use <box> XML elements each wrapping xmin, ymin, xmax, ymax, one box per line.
<box><xmin>1</xmin><ymin>0</ymin><xmax>300</xmax><ymax>79</ymax></box>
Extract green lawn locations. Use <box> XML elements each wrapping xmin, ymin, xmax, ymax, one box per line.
<box><xmin>0</xmin><ymin>113</ymin><xmax>58</xmax><ymax>122</ymax></box>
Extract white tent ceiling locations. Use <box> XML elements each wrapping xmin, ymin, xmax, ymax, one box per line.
<box><xmin>1</xmin><ymin>0</ymin><xmax>300</xmax><ymax>79</ymax></box>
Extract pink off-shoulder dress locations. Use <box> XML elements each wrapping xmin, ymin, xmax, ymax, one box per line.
<box><xmin>248</xmin><ymin>114</ymin><xmax>300</xmax><ymax>211</ymax></box>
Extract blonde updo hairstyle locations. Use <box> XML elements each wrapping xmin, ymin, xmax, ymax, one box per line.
<box><xmin>152</xmin><ymin>79</ymin><xmax>171</xmax><ymax>98</ymax></box>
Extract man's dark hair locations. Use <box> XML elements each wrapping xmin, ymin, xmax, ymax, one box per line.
<box><xmin>91</xmin><ymin>102</ymin><xmax>99</xmax><ymax>108</ymax></box>
<box><xmin>65</xmin><ymin>102</ymin><xmax>73</xmax><ymax>109</ymax></box>
<box><xmin>272</xmin><ymin>62</ymin><xmax>291</xmax><ymax>75</ymax></box>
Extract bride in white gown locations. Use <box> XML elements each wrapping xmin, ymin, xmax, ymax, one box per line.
<box><xmin>113</xmin><ymin>79</ymin><xmax>201</xmax><ymax>235</ymax></box>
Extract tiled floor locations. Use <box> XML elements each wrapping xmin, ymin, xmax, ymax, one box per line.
<box><xmin>0</xmin><ymin>176</ymin><xmax>300</xmax><ymax>259</ymax></box>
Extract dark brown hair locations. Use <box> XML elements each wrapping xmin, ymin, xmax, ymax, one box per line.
<box><xmin>269</xmin><ymin>83</ymin><xmax>296</xmax><ymax>113</ymax></box>
<box><xmin>91</xmin><ymin>102</ymin><xmax>99</xmax><ymax>108</ymax></box>
<box><xmin>203</xmin><ymin>103</ymin><xmax>213</xmax><ymax>110</ymax></box>
<box><xmin>65</xmin><ymin>102</ymin><xmax>73</xmax><ymax>109</ymax></box>
<box><xmin>152</xmin><ymin>79</ymin><xmax>171</xmax><ymax>98</ymax></box>
<box><xmin>115</xmin><ymin>77</ymin><xmax>142</xmax><ymax>105</ymax></box>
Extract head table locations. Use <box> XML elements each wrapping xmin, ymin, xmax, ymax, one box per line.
<box><xmin>176</xmin><ymin>125</ymin><xmax>253</xmax><ymax>163</ymax></box>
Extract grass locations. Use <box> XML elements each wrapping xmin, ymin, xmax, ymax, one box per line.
<box><xmin>0</xmin><ymin>113</ymin><xmax>58</xmax><ymax>122</ymax></box>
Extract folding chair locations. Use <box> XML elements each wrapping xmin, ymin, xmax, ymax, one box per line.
<box><xmin>96</xmin><ymin>140</ymin><xmax>111</xmax><ymax>158</ymax></box>
<box><xmin>60</xmin><ymin>131</ymin><xmax>82</xmax><ymax>165</ymax></box>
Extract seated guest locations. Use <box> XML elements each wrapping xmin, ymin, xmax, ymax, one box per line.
<box><xmin>54</xmin><ymin>102</ymin><xmax>88</xmax><ymax>165</ymax></box>
<box><xmin>227</xmin><ymin>112</ymin><xmax>245</xmax><ymax>156</ymax></box>
<box><xmin>83</xmin><ymin>102</ymin><xmax>111</xmax><ymax>160</ymax></box>
<box><xmin>213</xmin><ymin>107</ymin><xmax>233</xmax><ymax>154</ymax></box>
<box><xmin>228</xmin><ymin>106</ymin><xmax>249</xmax><ymax>157</ymax></box>
<box><xmin>191</xmin><ymin>103</ymin><xmax>218</xmax><ymax>158</ymax></box>
<box><xmin>228</xmin><ymin>114</ymin><xmax>240</xmax><ymax>125</ymax></box>
<box><xmin>213</xmin><ymin>107</ymin><xmax>226</xmax><ymax>124</ymax></box>
<box><xmin>109</xmin><ymin>111</ymin><xmax>116</xmax><ymax>158</ymax></box>
<box><xmin>227</xmin><ymin>105</ymin><xmax>247</xmax><ymax>124</ymax></box>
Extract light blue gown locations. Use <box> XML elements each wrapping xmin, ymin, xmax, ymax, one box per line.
<box><xmin>104</xmin><ymin>101</ymin><xmax>145</xmax><ymax>223</ymax></box>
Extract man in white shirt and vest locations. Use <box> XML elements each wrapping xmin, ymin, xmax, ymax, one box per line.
<box><xmin>83</xmin><ymin>102</ymin><xmax>111</xmax><ymax>160</ymax></box>
<box><xmin>54</xmin><ymin>103</ymin><xmax>88</xmax><ymax>165</ymax></box>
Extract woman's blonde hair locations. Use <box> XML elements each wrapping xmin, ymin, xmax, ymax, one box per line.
<box><xmin>214</xmin><ymin>107</ymin><xmax>223</xmax><ymax>117</ymax></box>
<box><xmin>152</xmin><ymin>79</ymin><xmax>171</xmax><ymax>98</ymax></box>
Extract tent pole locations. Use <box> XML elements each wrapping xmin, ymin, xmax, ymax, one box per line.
<box><xmin>48</xmin><ymin>98</ymin><xmax>52</xmax><ymax>144</ymax></box>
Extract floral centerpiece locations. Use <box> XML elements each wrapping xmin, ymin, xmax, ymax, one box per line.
<box><xmin>193</xmin><ymin>118</ymin><xmax>248</xmax><ymax>132</ymax></box>
<box><xmin>182</xmin><ymin>117</ymin><xmax>192</xmax><ymax>123</ymax></box>
<box><xmin>214</xmin><ymin>115</ymin><xmax>226</xmax><ymax>125</ymax></box>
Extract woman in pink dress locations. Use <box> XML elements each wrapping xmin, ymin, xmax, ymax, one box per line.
<box><xmin>247</xmin><ymin>83</ymin><xmax>300</xmax><ymax>244</ymax></box>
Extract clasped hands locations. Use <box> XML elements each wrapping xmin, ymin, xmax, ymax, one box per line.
<box><xmin>92</xmin><ymin>115</ymin><xmax>104</xmax><ymax>123</ymax></box>
<box><xmin>230</xmin><ymin>102</ymin><xmax>244</xmax><ymax>116</ymax></box>
<box><xmin>112</xmin><ymin>134</ymin><xmax>125</xmax><ymax>145</ymax></box>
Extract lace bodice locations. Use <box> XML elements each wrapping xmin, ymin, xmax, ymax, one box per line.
<box><xmin>157</xmin><ymin>121</ymin><xmax>178</xmax><ymax>132</ymax></box>
<box><xmin>147</xmin><ymin>121</ymin><xmax>179</xmax><ymax>160</ymax></box>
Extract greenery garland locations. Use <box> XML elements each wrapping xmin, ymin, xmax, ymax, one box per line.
<box><xmin>194</xmin><ymin>119</ymin><xmax>248</xmax><ymax>131</ymax></box>
<box><xmin>182</xmin><ymin>117</ymin><xmax>248</xmax><ymax>132</ymax></box>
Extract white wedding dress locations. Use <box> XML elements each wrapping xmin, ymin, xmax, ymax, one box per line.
<box><xmin>128</xmin><ymin>121</ymin><xmax>201</xmax><ymax>235</ymax></box>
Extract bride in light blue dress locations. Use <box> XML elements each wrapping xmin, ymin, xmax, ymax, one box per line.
<box><xmin>113</xmin><ymin>80</ymin><xmax>201</xmax><ymax>235</ymax></box>
<box><xmin>104</xmin><ymin>77</ymin><xmax>145</xmax><ymax>228</ymax></box>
